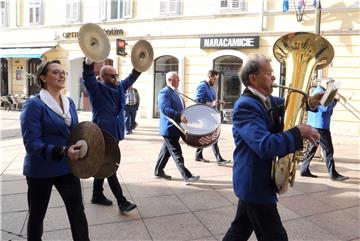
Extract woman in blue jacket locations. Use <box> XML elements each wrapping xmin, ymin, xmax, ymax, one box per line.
<box><xmin>20</xmin><ymin>60</ymin><xmax>89</xmax><ymax>241</ymax></box>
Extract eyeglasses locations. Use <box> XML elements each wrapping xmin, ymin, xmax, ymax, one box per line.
<box><xmin>104</xmin><ymin>73</ymin><xmax>118</xmax><ymax>78</ymax></box>
<box><xmin>52</xmin><ymin>70</ymin><xmax>68</xmax><ymax>76</ymax></box>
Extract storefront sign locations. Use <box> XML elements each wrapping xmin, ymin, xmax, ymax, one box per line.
<box><xmin>62</xmin><ymin>28</ymin><xmax>124</xmax><ymax>39</ymax></box>
<box><xmin>200</xmin><ymin>36</ymin><xmax>259</xmax><ymax>49</ymax></box>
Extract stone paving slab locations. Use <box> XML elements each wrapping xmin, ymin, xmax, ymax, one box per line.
<box><xmin>1</xmin><ymin>110</ymin><xmax>359</xmax><ymax>241</ymax></box>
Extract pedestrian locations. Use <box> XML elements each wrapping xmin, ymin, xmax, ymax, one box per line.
<box><xmin>20</xmin><ymin>60</ymin><xmax>90</xmax><ymax>241</ymax></box>
<box><xmin>194</xmin><ymin>69</ymin><xmax>231</xmax><ymax>165</ymax></box>
<box><xmin>83</xmin><ymin>61</ymin><xmax>138</xmax><ymax>214</ymax></box>
<box><xmin>223</xmin><ymin>54</ymin><xmax>322</xmax><ymax>241</ymax></box>
<box><xmin>154</xmin><ymin>71</ymin><xmax>200</xmax><ymax>184</ymax></box>
<box><xmin>300</xmin><ymin>78</ymin><xmax>349</xmax><ymax>181</ymax></box>
<box><xmin>125</xmin><ymin>86</ymin><xmax>140</xmax><ymax>134</ymax></box>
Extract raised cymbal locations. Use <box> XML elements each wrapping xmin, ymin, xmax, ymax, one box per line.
<box><xmin>94</xmin><ymin>129</ymin><xmax>121</xmax><ymax>179</ymax></box>
<box><xmin>78</xmin><ymin>23</ymin><xmax>111</xmax><ymax>62</ymax></box>
<box><xmin>131</xmin><ymin>40</ymin><xmax>154</xmax><ymax>72</ymax></box>
<box><xmin>68</xmin><ymin>121</ymin><xmax>105</xmax><ymax>179</ymax></box>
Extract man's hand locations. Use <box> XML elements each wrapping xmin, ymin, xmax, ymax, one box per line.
<box><xmin>308</xmin><ymin>92</ymin><xmax>324</xmax><ymax>109</ymax></box>
<box><xmin>66</xmin><ymin>143</ymin><xmax>83</xmax><ymax>161</ymax></box>
<box><xmin>180</xmin><ymin>113</ymin><xmax>188</xmax><ymax>124</ymax></box>
<box><xmin>296</xmin><ymin>124</ymin><xmax>320</xmax><ymax>145</ymax></box>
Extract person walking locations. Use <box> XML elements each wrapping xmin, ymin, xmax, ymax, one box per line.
<box><xmin>20</xmin><ymin>60</ymin><xmax>90</xmax><ymax>241</ymax></box>
<box><xmin>83</xmin><ymin>61</ymin><xmax>138</xmax><ymax>214</ymax></box>
<box><xmin>300</xmin><ymin>78</ymin><xmax>349</xmax><ymax>181</ymax></box>
<box><xmin>154</xmin><ymin>71</ymin><xmax>200</xmax><ymax>184</ymax></box>
<box><xmin>125</xmin><ymin>86</ymin><xmax>140</xmax><ymax>134</ymax></box>
<box><xmin>194</xmin><ymin>69</ymin><xmax>231</xmax><ymax>165</ymax></box>
<box><xmin>223</xmin><ymin>54</ymin><xmax>322</xmax><ymax>241</ymax></box>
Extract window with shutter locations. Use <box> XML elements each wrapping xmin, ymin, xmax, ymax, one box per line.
<box><xmin>99</xmin><ymin>0</ymin><xmax>107</xmax><ymax>20</ymax></box>
<box><xmin>219</xmin><ymin>0</ymin><xmax>246</xmax><ymax>12</ymax></box>
<box><xmin>66</xmin><ymin>0</ymin><xmax>81</xmax><ymax>23</ymax></box>
<box><xmin>0</xmin><ymin>0</ymin><xmax>8</xmax><ymax>27</ymax></box>
<box><xmin>29</xmin><ymin>0</ymin><xmax>42</xmax><ymax>25</ymax></box>
<box><xmin>159</xmin><ymin>0</ymin><xmax>180</xmax><ymax>16</ymax></box>
<box><xmin>110</xmin><ymin>0</ymin><xmax>132</xmax><ymax>19</ymax></box>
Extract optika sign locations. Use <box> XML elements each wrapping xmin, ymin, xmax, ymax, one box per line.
<box><xmin>200</xmin><ymin>36</ymin><xmax>259</xmax><ymax>49</ymax></box>
<box><xmin>62</xmin><ymin>28</ymin><xmax>124</xmax><ymax>39</ymax></box>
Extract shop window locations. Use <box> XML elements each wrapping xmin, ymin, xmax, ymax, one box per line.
<box><xmin>29</xmin><ymin>0</ymin><xmax>43</xmax><ymax>25</ymax></box>
<box><xmin>27</xmin><ymin>58</ymin><xmax>41</xmax><ymax>96</ymax></box>
<box><xmin>0</xmin><ymin>0</ymin><xmax>8</xmax><ymax>27</ymax></box>
<box><xmin>213</xmin><ymin>55</ymin><xmax>243</xmax><ymax>123</ymax></box>
<box><xmin>220</xmin><ymin>0</ymin><xmax>246</xmax><ymax>12</ymax></box>
<box><xmin>159</xmin><ymin>0</ymin><xmax>181</xmax><ymax>16</ymax></box>
<box><xmin>153</xmin><ymin>55</ymin><xmax>178</xmax><ymax>118</ymax></box>
<box><xmin>66</xmin><ymin>0</ymin><xmax>82</xmax><ymax>23</ymax></box>
<box><xmin>1</xmin><ymin>58</ymin><xmax>8</xmax><ymax>95</ymax></box>
<box><xmin>110</xmin><ymin>0</ymin><xmax>132</xmax><ymax>20</ymax></box>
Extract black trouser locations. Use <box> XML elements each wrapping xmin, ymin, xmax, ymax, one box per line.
<box><xmin>93</xmin><ymin>174</ymin><xmax>127</xmax><ymax>205</ymax></box>
<box><xmin>301</xmin><ymin>128</ymin><xmax>337</xmax><ymax>177</ymax></box>
<box><xmin>155</xmin><ymin>136</ymin><xmax>192</xmax><ymax>179</ymax></box>
<box><xmin>26</xmin><ymin>174</ymin><xmax>89</xmax><ymax>241</ymax></box>
<box><xmin>223</xmin><ymin>199</ymin><xmax>288</xmax><ymax>241</ymax></box>
<box><xmin>195</xmin><ymin>141</ymin><xmax>223</xmax><ymax>161</ymax></box>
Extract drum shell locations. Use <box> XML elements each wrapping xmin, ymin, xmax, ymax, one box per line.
<box><xmin>180</xmin><ymin>104</ymin><xmax>221</xmax><ymax>148</ymax></box>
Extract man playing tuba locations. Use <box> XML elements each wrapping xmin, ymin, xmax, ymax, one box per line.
<box><xmin>223</xmin><ymin>54</ymin><xmax>323</xmax><ymax>241</ymax></box>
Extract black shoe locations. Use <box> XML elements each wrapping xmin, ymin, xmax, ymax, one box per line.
<box><xmin>155</xmin><ymin>173</ymin><xmax>172</xmax><ymax>180</ymax></box>
<box><xmin>217</xmin><ymin>159</ymin><xmax>231</xmax><ymax>166</ymax></box>
<box><xmin>195</xmin><ymin>158</ymin><xmax>210</xmax><ymax>163</ymax></box>
<box><xmin>331</xmin><ymin>174</ymin><xmax>349</xmax><ymax>181</ymax></box>
<box><xmin>119</xmin><ymin>201</ymin><xmax>137</xmax><ymax>214</ymax></box>
<box><xmin>300</xmin><ymin>170</ymin><xmax>318</xmax><ymax>178</ymax></box>
<box><xmin>185</xmin><ymin>175</ymin><xmax>200</xmax><ymax>185</ymax></box>
<box><xmin>91</xmin><ymin>195</ymin><xmax>113</xmax><ymax>206</ymax></box>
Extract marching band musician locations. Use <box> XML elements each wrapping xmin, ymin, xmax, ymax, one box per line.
<box><xmin>82</xmin><ymin>61</ymin><xmax>138</xmax><ymax>214</ymax></box>
<box><xmin>223</xmin><ymin>54</ymin><xmax>323</xmax><ymax>241</ymax></box>
<box><xmin>154</xmin><ymin>71</ymin><xmax>200</xmax><ymax>184</ymax></box>
<box><xmin>194</xmin><ymin>69</ymin><xmax>231</xmax><ymax>165</ymax></box>
<box><xmin>20</xmin><ymin>60</ymin><xmax>90</xmax><ymax>241</ymax></box>
<box><xmin>300</xmin><ymin>78</ymin><xmax>349</xmax><ymax>181</ymax></box>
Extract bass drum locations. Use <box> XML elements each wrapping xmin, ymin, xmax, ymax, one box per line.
<box><xmin>180</xmin><ymin>104</ymin><xmax>221</xmax><ymax>148</ymax></box>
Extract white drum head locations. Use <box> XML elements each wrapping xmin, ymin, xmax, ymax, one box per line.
<box><xmin>180</xmin><ymin>104</ymin><xmax>221</xmax><ymax>135</ymax></box>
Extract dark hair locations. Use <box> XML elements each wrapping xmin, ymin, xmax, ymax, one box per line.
<box><xmin>36</xmin><ymin>60</ymin><xmax>61</xmax><ymax>88</ymax></box>
<box><xmin>208</xmin><ymin>69</ymin><xmax>219</xmax><ymax>77</ymax></box>
<box><xmin>240</xmin><ymin>54</ymin><xmax>271</xmax><ymax>87</ymax></box>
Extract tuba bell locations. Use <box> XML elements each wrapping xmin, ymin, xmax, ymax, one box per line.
<box><xmin>272</xmin><ymin>32</ymin><xmax>334</xmax><ymax>194</ymax></box>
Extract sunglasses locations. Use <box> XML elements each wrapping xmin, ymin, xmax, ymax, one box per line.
<box><xmin>51</xmin><ymin>70</ymin><xmax>69</xmax><ymax>76</ymax></box>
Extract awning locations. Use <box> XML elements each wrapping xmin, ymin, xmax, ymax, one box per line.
<box><xmin>0</xmin><ymin>47</ymin><xmax>54</xmax><ymax>58</ymax></box>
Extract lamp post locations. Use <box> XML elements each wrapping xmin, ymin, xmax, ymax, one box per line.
<box><xmin>315</xmin><ymin>0</ymin><xmax>322</xmax><ymax>35</ymax></box>
<box><xmin>314</xmin><ymin>0</ymin><xmax>322</xmax><ymax>78</ymax></box>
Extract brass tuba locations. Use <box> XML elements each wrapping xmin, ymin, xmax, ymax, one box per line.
<box><xmin>272</xmin><ymin>32</ymin><xmax>334</xmax><ymax>194</ymax></box>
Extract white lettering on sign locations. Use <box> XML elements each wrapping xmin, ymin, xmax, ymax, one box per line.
<box><xmin>202</xmin><ymin>37</ymin><xmax>259</xmax><ymax>49</ymax></box>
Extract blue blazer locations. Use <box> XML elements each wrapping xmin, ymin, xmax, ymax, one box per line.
<box><xmin>232</xmin><ymin>92</ymin><xmax>303</xmax><ymax>204</ymax></box>
<box><xmin>307</xmin><ymin>86</ymin><xmax>336</xmax><ymax>130</ymax></box>
<box><xmin>83</xmin><ymin>69</ymin><xmax>140</xmax><ymax>141</ymax></box>
<box><xmin>158</xmin><ymin>86</ymin><xmax>184</xmax><ymax>137</ymax></box>
<box><xmin>194</xmin><ymin>80</ymin><xmax>216</xmax><ymax>103</ymax></box>
<box><xmin>20</xmin><ymin>96</ymin><xmax>78</xmax><ymax>178</ymax></box>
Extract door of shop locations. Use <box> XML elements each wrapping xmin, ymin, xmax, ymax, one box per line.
<box><xmin>1</xmin><ymin>58</ymin><xmax>8</xmax><ymax>96</ymax></box>
<box><xmin>153</xmin><ymin>55</ymin><xmax>178</xmax><ymax>118</ymax></box>
<box><xmin>213</xmin><ymin>55</ymin><xmax>243</xmax><ymax>123</ymax></box>
<box><xmin>27</xmin><ymin>58</ymin><xmax>41</xmax><ymax>96</ymax></box>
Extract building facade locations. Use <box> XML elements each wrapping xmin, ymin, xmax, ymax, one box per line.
<box><xmin>1</xmin><ymin>0</ymin><xmax>359</xmax><ymax>136</ymax></box>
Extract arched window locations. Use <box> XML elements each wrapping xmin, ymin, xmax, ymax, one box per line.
<box><xmin>213</xmin><ymin>55</ymin><xmax>243</xmax><ymax>123</ymax></box>
<box><xmin>27</xmin><ymin>58</ymin><xmax>42</xmax><ymax>96</ymax></box>
<box><xmin>153</xmin><ymin>55</ymin><xmax>178</xmax><ymax>118</ymax></box>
